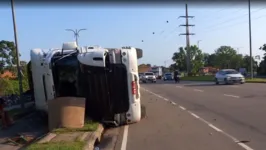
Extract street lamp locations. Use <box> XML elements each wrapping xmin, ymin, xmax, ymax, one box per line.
<box><xmin>65</xmin><ymin>29</ymin><xmax>86</xmax><ymax>45</ymax></box>
<box><xmin>248</xmin><ymin>0</ymin><xmax>253</xmax><ymax>79</ymax></box>
<box><xmin>197</xmin><ymin>40</ymin><xmax>202</xmax><ymax>48</ymax></box>
<box><xmin>11</xmin><ymin>0</ymin><xmax>24</xmax><ymax>109</ymax></box>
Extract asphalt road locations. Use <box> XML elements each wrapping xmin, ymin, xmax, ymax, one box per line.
<box><xmin>136</xmin><ymin>80</ymin><xmax>266</xmax><ymax>150</ymax></box>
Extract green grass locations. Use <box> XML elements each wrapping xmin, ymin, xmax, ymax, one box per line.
<box><xmin>181</xmin><ymin>75</ymin><xmax>266</xmax><ymax>83</ymax></box>
<box><xmin>27</xmin><ymin>141</ymin><xmax>86</xmax><ymax>150</ymax></box>
<box><xmin>52</xmin><ymin>120</ymin><xmax>99</xmax><ymax>134</ymax></box>
<box><xmin>246</xmin><ymin>78</ymin><xmax>266</xmax><ymax>83</ymax></box>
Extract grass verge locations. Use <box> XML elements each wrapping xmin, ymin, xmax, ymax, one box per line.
<box><xmin>27</xmin><ymin>120</ymin><xmax>99</xmax><ymax>150</ymax></box>
<box><xmin>52</xmin><ymin>120</ymin><xmax>99</xmax><ymax>134</ymax></box>
<box><xmin>181</xmin><ymin>75</ymin><xmax>266</xmax><ymax>83</ymax></box>
<box><xmin>27</xmin><ymin>141</ymin><xmax>86</xmax><ymax>150</ymax></box>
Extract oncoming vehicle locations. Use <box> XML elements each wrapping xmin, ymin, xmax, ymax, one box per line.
<box><xmin>163</xmin><ymin>73</ymin><xmax>173</xmax><ymax>81</ymax></box>
<box><xmin>141</xmin><ymin>72</ymin><xmax>156</xmax><ymax>83</ymax></box>
<box><xmin>30</xmin><ymin>42</ymin><xmax>142</xmax><ymax>126</ymax></box>
<box><xmin>215</xmin><ymin>69</ymin><xmax>245</xmax><ymax>85</ymax></box>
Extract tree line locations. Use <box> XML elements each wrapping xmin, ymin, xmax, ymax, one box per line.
<box><xmin>0</xmin><ymin>40</ymin><xmax>29</xmax><ymax>95</ymax></box>
<box><xmin>169</xmin><ymin>45</ymin><xmax>266</xmax><ymax>76</ymax></box>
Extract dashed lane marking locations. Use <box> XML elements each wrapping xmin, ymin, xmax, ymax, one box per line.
<box><xmin>208</xmin><ymin>124</ymin><xmax>223</xmax><ymax>132</ymax></box>
<box><xmin>193</xmin><ymin>89</ymin><xmax>204</xmax><ymax>92</ymax></box>
<box><xmin>171</xmin><ymin>101</ymin><xmax>177</xmax><ymax>105</ymax></box>
<box><xmin>224</xmin><ymin>94</ymin><xmax>240</xmax><ymax>98</ymax></box>
<box><xmin>141</xmin><ymin>87</ymin><xmax>254</xmax><ymax>150</ymax></box>
<box><xmin>179</xmin><ymin>106</ymin><xmax>186</xmax><ymax>110</ymax></box>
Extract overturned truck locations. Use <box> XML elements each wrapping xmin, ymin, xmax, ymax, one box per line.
<box><xmin>30</xmin><ymin>42</ymin><xmax>143</xmax><ymax>126</ymax></box>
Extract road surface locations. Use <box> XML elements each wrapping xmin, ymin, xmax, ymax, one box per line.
<box><xmin>99</xmin><ymin>80</ymin><xmax>266</xmax><ymax>150</ymax></box>
<box><xmin>135</xmin><ymin>80</ymin><xmax>266</xmax><ymax>150</ymax></box>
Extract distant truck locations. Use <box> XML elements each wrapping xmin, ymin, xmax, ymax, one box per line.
<box><xmin>150</xmin><ymin>66</ymin><xmax>163</xmax><ymax>79</ymax></box>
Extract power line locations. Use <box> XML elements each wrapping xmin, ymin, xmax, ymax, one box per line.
<box><xmin>205</xmin><ymin>7</ymin><xmax>266</xmax><ymax>30</ymax></box>
<box><xmin>198</xmin><ymin>4</ymin><xmax>244</xmax><ymax>22</ymax></box>
<box><xmin>202</xmin><ymin>14</ymin><xmax>266</xmax><ymax>36</ymax></box>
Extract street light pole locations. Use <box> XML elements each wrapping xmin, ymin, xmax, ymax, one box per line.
<box><xmin>11</xmin><ymin>0</ymin><xmax>24</xmax><ymax>109</ymax></box>
<box><xmin>65</xmin><ymin>29</ymin><xmax>86</xmax><ymax>45</ymax></box>
<box><xmin>248</xmin><ymin>0</ymin><xmax>253</xmax><ymax>79</ymax></box>
<box><xmin>197</xmin><ymin>40</ymin><xmax>202</xmax><ymax>48</ymax></box>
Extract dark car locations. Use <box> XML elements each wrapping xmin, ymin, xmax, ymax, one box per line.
<box><xmin>163</xmin><ymin>73</ymin><xmax>173</xmax><ymax>81</ymax></box>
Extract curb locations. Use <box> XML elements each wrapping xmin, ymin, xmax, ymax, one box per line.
<box><xmin>83</xmin><ymin>124</ymin><xmax>104</xmax><ymax>150</ymax></box>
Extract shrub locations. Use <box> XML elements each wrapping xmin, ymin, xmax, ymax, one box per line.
<box><xmin>0</xmin><ymin>78</ymin><xmax>29</xmax><ymax>96</ymax></box>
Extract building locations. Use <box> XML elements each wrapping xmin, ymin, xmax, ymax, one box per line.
<box><xmin>138</xmin><ymin>64</ymin><xmax>151</xmax><ymax>73</ymax></box>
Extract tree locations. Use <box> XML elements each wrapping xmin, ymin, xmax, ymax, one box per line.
<box><xmin>258</xmin><ymin>44</ymin><xmax>266</xmax><ymax>75</ymax></box>
<box><xmin>214</xmin><ymin>46</ymin><xmax>238</xmax><ymax>69</ymax></box>
<box><xmin>189</xmin><ymin>45</ymin><xmax>204</xmax><ymax>74</ymax></box>
<box><xmin>0</xmin><ymin>40</ymin><xmax>20</xmax><ymax>69</ymax></box>
<box><xmin>171</xmin><ymin>45</ymin><xmax>204</xmax><ymax>74</ymax></box>
<box><xmin>241</xmin><ymin>55</ymin><xmax>257</xmax><ymax>72</ymax></box>
<box><xmin>172</xmin><ymin>47</ymin><xmax>187</xmax><ymax>71</ymax></box>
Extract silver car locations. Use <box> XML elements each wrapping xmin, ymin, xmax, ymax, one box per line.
<box><xmin>141</xmin><ymin>72</ymin><xmax>156</xmax><ymax>83</ymax></box>
<box><xmin>215</xmin><ymin>69</ymin><xmax>245</xmax><ymax>85</ymax></box>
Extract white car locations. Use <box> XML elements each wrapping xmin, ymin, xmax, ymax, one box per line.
<box><xmin>141</xmin><ymin>72</ymin><xmax>156</xmax><ymax>83</ymax></box>
<box><xmin>215</xmin><ymin>69</ymin><xmax>245</xmax><ymax>85</ymax></box>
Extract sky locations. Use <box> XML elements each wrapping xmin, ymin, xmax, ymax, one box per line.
<box><xmin>1</xmin><ymin>2</ymin><xmax>266</xmax><ymax>67</ymax></box>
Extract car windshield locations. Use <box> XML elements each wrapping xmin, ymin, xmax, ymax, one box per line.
<box><xmin>224</xmin><ymin>70</ymin><xmax>239</xmax><ymax>74</ymax></box>
<box><xmin>145</xmin><ymin>73</ymin><xmax>154</xmax><ymax>75</ymax></box>
<box><xmin>165</xmin><ymin>74</ymin><xmax>172</xmax><ymax>76</ymax></box>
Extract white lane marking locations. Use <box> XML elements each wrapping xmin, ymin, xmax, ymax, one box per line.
<box><xmin>208</xmin><ymin>124</ymin><xmax>223</xmax><ymax>132</ymax></box>
<box><xmin>121</xmin><ymin>125</ymin><xmax>129</xmax><ymax>150</ymax></box>
<box><xmin>142</xmin><ymin>88</ymin><xmax>254</xmax><ymax>150</ymax></box>
<box><xmin>224</xmin><ymin>94</ymin><xmax>240</xmax><ymax>98</ymax></box>
<box><xmin>193</xmin><ymin>89</ymin><xmax>204</xmax><ymax>92</ymax></box>
<box><xmin>164</xmin><ymin>98</ymin><xmax>169</xmax><ymax>101</ymax></box>
<box><xmin>237</xmin><ymin>143</ymin><xmax>254</xmax><ymax>150</ymax></box>
<box><xmin>179</xmin><ymin>106</ymin><xmax>186</xmax><ymax>110</ymax></box>
<box><xmin>171</xmin><ymin>101</ymin><xmax>177</xmax><ymax>105</ymax></box>
<box><xmin>176</xmin><ymin>86</ymin><xmax>183</xmax><ymax>88</ymax></box>
<box><xmin>189</xmin><ymin>112</ymin><xmax>200</xmax><ymax>119</ymax></box>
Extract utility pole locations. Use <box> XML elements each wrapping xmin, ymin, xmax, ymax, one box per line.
<box><xmin>197</xmin><ymin>40</ymin><xmax>202</xmax><ymax>48</ymax></box>
<box><xmin>65</xmin><ymin>29</ymin><xmax>86</xmax><ymax>45</ymax></box>
<box><xmin>179</xmin><ymin>3</ymin><xmax>195</xmax><ymax>74</ymax></box>
<box><xmin>11</xmin><ymin>0</ymin><xmax>24</xmax><ymax>109</ymax></box>
<box><xmin>248</xmin><ymin>0</ymin><xmax>253</xmax><ymax>79</ymax></box>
